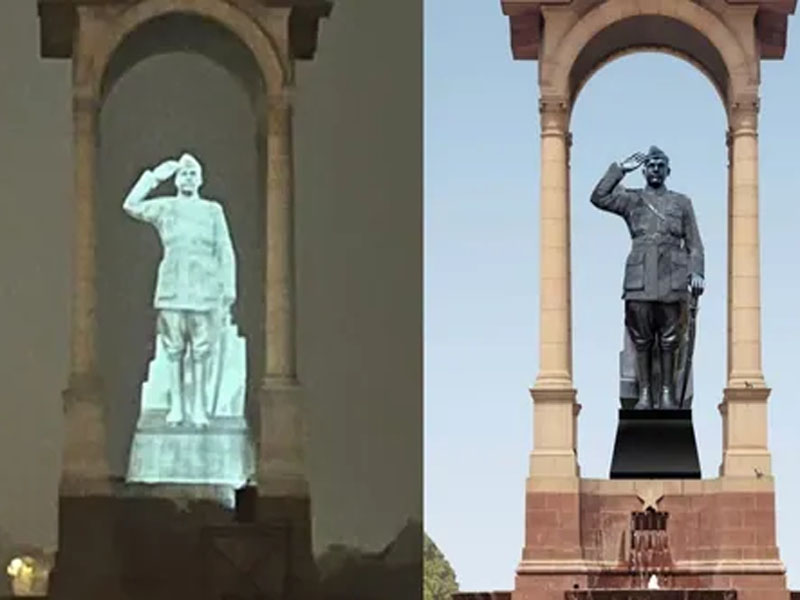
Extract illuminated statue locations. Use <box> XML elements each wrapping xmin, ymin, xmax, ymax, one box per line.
<box><xmin>123</xmin><ymin>153</ymin><xmax>252</xmax><ymax>488</ymax></box>
<box><xmin>123</xmin><ymin>153</ymin><xmax>238</xmax><ymax>427</ymax></box>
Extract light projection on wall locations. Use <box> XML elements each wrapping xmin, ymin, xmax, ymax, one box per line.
<box><xmin>124</xmin><ymin>153</ymin><xmax>254</xmax><ymax>488</ymax></box>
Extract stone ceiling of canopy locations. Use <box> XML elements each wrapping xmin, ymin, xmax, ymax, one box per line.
<box><xmin>38</xmin><ymin>0</ymin><xmax>332</xmax><ymax>60</ymax></box>
<box><xmin>37</xmin><ymin>0</ymin><xmax>332</xmax><ymax>100</ymax></box>
<box><xmin>500</xmin><ymin>0</ymin><xmax>796</xmax><ymax>109</ymax></box>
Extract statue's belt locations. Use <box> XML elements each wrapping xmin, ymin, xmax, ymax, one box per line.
<box><xmin>162</xmin><ymin>250</ymin><xmax>217</xmax><ymax>260</ymax></box>
<box><xmin>631</xmin><ymin>233</ymin><xmax>683</xmax><ymax>248</ymax></box>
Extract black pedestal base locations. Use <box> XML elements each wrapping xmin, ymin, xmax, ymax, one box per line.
<box><xmin>610</xmin><ymin>409</ymin><xmax>701</xmax><ymax>479</ymax></box>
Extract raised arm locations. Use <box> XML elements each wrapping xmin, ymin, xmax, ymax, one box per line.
<box><xmin>215</xmin><ymin>203</ymin><xmax>237</xmax><ymax>305</ymax></box>
<box><xmin>590</xmin><ymin>162</ymin><xmax>638</xmax><ymax>216</ymax></box>
<box><xmin>591</xmin><ymin>151</ymin><xmax>647</xmax><ymax>216</ymax></box>
<box><xmin>122</xmin><ymin>159</ymin><xmax>179</xmax><ymax>222</ymax></box>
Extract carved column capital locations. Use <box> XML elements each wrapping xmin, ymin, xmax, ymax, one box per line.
<box><xmin>729</xmin><ymin>95</ymin><xmax>760</xmax><ymax>136</ymax></box>
<box><xmin>539</xmin><ymin>96</ymin><xmax>570</xmax><ymax>136</ymax></box>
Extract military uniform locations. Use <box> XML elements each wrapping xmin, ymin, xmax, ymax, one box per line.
<box><xmin>591</xmin><ymin>161</ymin><xmax>704</xmax><ymax>407</ymax></box>
<box><xmin>123</xmin><ymin>168</ymin><xmax>236</xmax><ymax>362</ymax></box>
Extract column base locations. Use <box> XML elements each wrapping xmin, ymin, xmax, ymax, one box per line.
<box><xmin>253</xmin><ymin>380</ymin><xmax>318</xmax><ymax>598</ymax></box>
<box><xmin>719</xmin><ymin>387</ymin><xmax>772</xmax><ymax>477</ymax></box>
<box><xmin>250</xmin><ymin>491</ymin><xmax>320</xmax><ymax>600</ymax></box>
<box><xmin>257</xmin><ymin>379</ymin><xmax>309</xmax><ymax>497</ymax></box>
<box><xmin>49</xmin><ymin>493</ymin><xmax>124</xmax><ymax>599</ymax></box>
<box><xmin>60</xmin><ymin>374</ymin><xmax>113</xmax><ymax>495</ymax></box>
<box><xmin>529</xmin><ymin>387</ymin><xmax>580</xmax><ymax>478</ymax></box>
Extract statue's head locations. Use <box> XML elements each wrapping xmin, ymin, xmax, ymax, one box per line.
<box><xmin>175</xmin><ymin>152</ymin><xmax>203</xmax><ymax>197</ymax></box>
<box><xmin>642</xmin><ymin>146</ymin><xmax>670</xmax><ymax>189</ymax></box>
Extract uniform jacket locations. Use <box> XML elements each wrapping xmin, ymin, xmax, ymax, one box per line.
<box><xmin>590</xmin><ymin>162</ymin><xmax>704</xmax><ymax>303</ymax></box>
<box><xmin>123</xmin><ymin>170</ymin><xmax>237</xmax><ymax>312</ymax></box>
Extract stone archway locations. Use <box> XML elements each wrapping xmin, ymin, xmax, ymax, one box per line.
<box><xmin>38</xmin><ymin>0</ymin><xmax>331</xmax><ymax>497</ymax></box>
<box><xmin>499</xmin><ymin>1</ymin><xmax>795</xmax><ymax>597</ymax></box>
<box><xmin>501</xmin><ymin>0</ymin><xmax>792</xmax><ymax>484</ymax></box>
<box><xmin>93</xmin><ymin>0</ymin><xmax>288</xmax><ymax>96</ymax></box>
<box><xmin>37</xmin><ymin>1</ymin><xmax>330</xmax><ymax>596</ymax></box>
<box><xmin>546</xmin><ymin>0</ymin><xmax>755</xmax><ymax>104</ymax></box>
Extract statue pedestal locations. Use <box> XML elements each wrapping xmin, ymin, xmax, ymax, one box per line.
<box><xmin>509</xmin><ymin>478</ymin><xmax>788</xmax><ymax>600</ymax></box>
<box><xmin>50</xmin><ymin>482</ymin><xmax>294</xmax><ymax>600</ymax></box>
<box><xmin>127</xmin><ymin>412</ymin><xmax>255</xmax><ymax>491</ymax></box>
<box><xmin>610</xmin><ymin>410</ymin><xmax>700</xmax><ymax>479</ymax></box>
<box><xmin>126</xmin><ymin>321</ymin><xmax>255</xmax><ymax>490</ymax></box>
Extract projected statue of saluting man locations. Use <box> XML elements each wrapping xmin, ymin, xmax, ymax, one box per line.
<box><xmin>123</xmin><ymin>153</ymin><xmax>236</xmax><ymax>427</ymax></box>
<box><xmin>591</xmin><ymin>146</ymin><xmax>704</xmax><ymax>410</ymax></box>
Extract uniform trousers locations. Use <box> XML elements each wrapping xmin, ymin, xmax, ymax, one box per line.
<box><xmin>157</xmin><ymin>309</ymin><xmax>216</xmax><ymax>361</ymax></box>
<box><xmin>624</xmin><ymin>300</ymin><xmax>683</xmax><ymax>353</ymax></box>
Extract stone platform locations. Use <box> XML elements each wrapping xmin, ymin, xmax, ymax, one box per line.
<box><xmin>48</xmin><ymin>483</ymin><xmax>316</xmax><ymax>600</ymax></box>
<box><xmin>513</xmin><ymin>477</ymin><xmax>788</xmax><ymax>600</ymax></box>
<box><xmin>127</xmin><ymin>413</ymin><xmax>255</xmax><ymax>488</ymax></box>
<box><xmin>565</xmin><ymin>592</ymin><xmax>736</xmax><ymax>599</ymax></box>
<box><xmin>456</xmin><ymin>593</ymin><xmax>797</xmax><ymax>600</ymax></box>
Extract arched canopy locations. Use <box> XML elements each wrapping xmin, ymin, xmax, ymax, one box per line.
<box><xmin>100</xmin><ymin>12</ymin><xmax>266</xmax><ymax>109</ymax></box>
<box><xmin>542</xmin><ymin>0</ymin><xmax>756</xmax><ymax>118</ymax></box>
<box><xmin>569</xmin><ymin>16</ymin><xmax>729</xmax><ymax>111</ymax></box>
<box><xmin>92</xmin><ymin>0</ymin><xmax>287</xmax><ymax>103</ymax></box>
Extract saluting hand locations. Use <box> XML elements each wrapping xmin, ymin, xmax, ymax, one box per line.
<box><xmin>152</xmin><ymin>159</ymin><xmax>181</xmax><ymax>183</ymax></box>
<box><xmin>618</xmin><ymin>151</ymin><xmax>647</xmax><ymax>173</ymax></box>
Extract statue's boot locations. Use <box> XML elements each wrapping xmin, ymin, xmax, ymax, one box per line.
<box><xmin>165</xmin><ymin>358</ymin><xmax>184</xmax><ymax>426</ymax></box>
<box><xmin>633</xmin><ymin>350</ymin><xmax>653</xmax><ymax>410</ymax></box>
<box><xmin>660</xmin><ymin>348</ymin><xmax>679</xmax><ymax>410</ymax></box>
<box><xmin>191</xmin><ymin>358</ymin><xmax>211</xmax><ymax>428</ymax></box>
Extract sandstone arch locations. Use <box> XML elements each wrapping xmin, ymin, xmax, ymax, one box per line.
<box><xmin>544</xmin><ymin>0</ymin><xmax>755</xmax><ymax>109</ymax></box>
<box><xmin>94</xmin><ymin>0</ymin><xmax>286</xmax><ymax>102</ymax></box>
<box><xmin>568</xmin><ymin>23</ymin><xmax>730</xmax><ymax>110</ymax></box>
<box><xmin>499</xmin><ymin>0</ymin><xmax>795</xmax><ymax>485</ymax></box>
<box><xmin>38</xmin><ymin>0</ymin><xmax>331</xmax><ymax>595</ymax></box>
<box><xmin>37</xmin><ymin>0</ymin><xmax>331</xmax><ymax>502</ymax></box>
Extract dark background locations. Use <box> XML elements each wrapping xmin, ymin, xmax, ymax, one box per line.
<box><xmin>0</xmin><ymin>0</ymin><xmax>422</xmax><ymax>562</ymax></box>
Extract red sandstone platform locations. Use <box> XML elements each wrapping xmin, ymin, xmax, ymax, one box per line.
<box><xmin>565</xmin><ymin>591</ymin><xmax>736</xmax><ymax>599</ymax></box>
<box><xmin>510</xmin><ymin>477</ymin><xmax>789</xmax><ymax>600</ymax></box>
<box><xmin>454</xmin><ymin>592</ymin><xmax>738</xmax><ymax>599</ymax></box>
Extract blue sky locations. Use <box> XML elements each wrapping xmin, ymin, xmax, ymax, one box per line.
<box><xmin>424</xmin><ymin>1</ymin><xmax>800</xmax><ymax>593</ymax></box>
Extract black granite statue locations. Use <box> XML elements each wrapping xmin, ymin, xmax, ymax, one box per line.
<box><xmin>591</xmin><ymin>147</ymin><xmax>704</xmax><ymax>410</ymax></box>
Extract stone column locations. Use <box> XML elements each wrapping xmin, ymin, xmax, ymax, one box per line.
<box><xmin>721</xmin><ymin>130</ymin><xmax>733</xmax><ymax>463</ymax></box>
<box><xmin>725</xmin><ymin>129</ymin><xmax>733</xmax><ymax>382</ymax></box>
<box><xmin>60</xmin><ymin>34</ymin><xmax>110</xmax><ymax>494</ymax></box>
<box><xmin>528</xmin><ymin>97</ymin><xmax>579</xmax><ymax>481</ymax></box>
<box><xmin>720</xmin><ymin>95</ymin><xmax>772</xmax><ymax>477</ymax></box>
<box><xmin>258</xmin><ymin>86</ymin><xmax>308</xmax><ymax>497</ymax></box>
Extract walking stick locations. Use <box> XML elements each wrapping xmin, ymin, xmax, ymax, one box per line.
<box><xmin>679</xmin><ymin>291</ymin><xmax>700</xmax><ymax>409</ymax></box>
